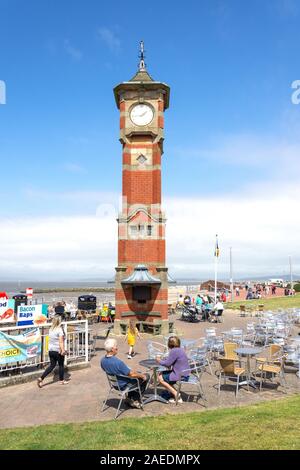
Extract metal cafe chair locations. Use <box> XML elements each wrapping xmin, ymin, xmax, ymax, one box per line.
<box><xmin>188</xmin><ymin>346</ymin><xmax>213</xmax><ymax>375</ymax></box>
<box><xmin>258</xmin><ymin>355</ymin><xmax>287</xmax><ymax>392</ymax></box>
<box><xmin>204</xmin><ymin>335</ymin><xmax>224</xmax><ymax>360</ymax></box>
<box><xmin>101</xmin><ymin>373</ymin><xmax>144</xmax><ymax>419</ymax></box>
<box><xmin>147</xmin><ymin>340</ymin><xmax>168</xmax><ymax>359</ymax></box>
<box><xmin>284</xmin><ymin>342</ymin><xmax>300</xmax><ymax>377</ymax></box>
<box><xmin>255</xmin><ymin>344</ymin><xmax>282</xmax><ymax>374</ymax></box>
<box><xmin>217</xmin><ymin>358</ymin><xmax>247</xmax><ymax>398</ymax></box>
<box><xmin>223</xmin><ymin>342</ymin><xmax>240</xmax><ymax>361</ymax></box>
<box><xmin>176</xmin><ymin>363</ymin><xmax>206</xmax><ymax>405</ymax></box>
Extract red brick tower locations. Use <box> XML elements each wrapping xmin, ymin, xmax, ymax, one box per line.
<box><xmin>113</xmin><ymin>42</ymin><xmax>170</xmax><ymax>334</ymax></box>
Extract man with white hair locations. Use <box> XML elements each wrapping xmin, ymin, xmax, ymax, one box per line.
<box><xmin>101</xmin><ymin>338</ymin><xmax>149</xmax><ymax>409</ymax></box>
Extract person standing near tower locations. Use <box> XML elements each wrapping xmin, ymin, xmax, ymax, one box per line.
<box><xmin>125</xmin><ymin>320</ymin><xmax>141</xmax><ymax>359</ymax></box>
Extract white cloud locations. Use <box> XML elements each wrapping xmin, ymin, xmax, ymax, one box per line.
<box><xmin>64</xmin><ymin>39</ymin><xmax>83</xmax><ymax>61</ymax></box>
<box><xmin>97</xmin><ymin>27</ymin><xmax>121</xmax><ymax>53</ymax></box>
<box><xmin>1</xmin><ymin>184</ymin><xmax>299</xmax><ymax>280</ymax></box>
<box><xmin>174</xmin><ymin>133</ymin><xmax>300</xmax><ymax>178</ymax></box>
<box><xmin>0</xmin><ymin>216</ymin><xmax>117</xmax><ymax>280</ymax></box>
<box><xmin>165</xmin><ymin>184</ymin><xmax>300</xmax><ymax>278</ymax></box>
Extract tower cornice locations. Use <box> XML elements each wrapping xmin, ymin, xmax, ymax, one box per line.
<box><xmin>114</xmin><ymin>82</ymin><xmax>170</xmax><ymax>110</ymax></box>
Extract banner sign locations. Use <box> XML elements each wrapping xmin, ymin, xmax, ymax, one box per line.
<box><xmin>0</xmin><ymin>328</ymin><xmax>41</xmax><ymax>365</ymax></box>
<box><xmin>0</xmin><ymin>299</ymin><xmax>15</xmax><ymax>323</ymax></box>
<box><xmin>17</xmin><ymin>304</ymin><xmax>48</xmax><ymax>326</ymax></box>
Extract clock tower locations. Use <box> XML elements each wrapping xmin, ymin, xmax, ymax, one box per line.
<box><xmin>113</xmin><ymin>42</ymin><xmax>171</xmax><ymax>334</ymax></box>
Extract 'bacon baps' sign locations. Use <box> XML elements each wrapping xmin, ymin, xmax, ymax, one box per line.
<box><xmin>17</xmin><ymin>305</ymin><xmax>48</xmax><ymax>326</ymax></box>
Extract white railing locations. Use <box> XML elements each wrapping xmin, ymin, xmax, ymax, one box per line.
<box><xmin>0</xmin><ymin>320</ymin><xmax>89</xmax><ymax>375</ymax></box>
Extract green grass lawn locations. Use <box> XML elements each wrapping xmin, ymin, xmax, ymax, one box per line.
<box><xmin>226</xmin><ymin>293</ymin><xmax>300</xmax><ymax>310</ymax></box>
<box><xmin>1</xmin><ymin>395</ymin><xmax>300</xmax><ymax>450</ymax></box>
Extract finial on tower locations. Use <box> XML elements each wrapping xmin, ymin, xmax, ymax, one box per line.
<box><xmin>138</xmin><ymin>40</ymin><xmax>146</xmax><ymax>71</ymax></box>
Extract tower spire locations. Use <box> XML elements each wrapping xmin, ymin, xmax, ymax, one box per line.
<box><xmin>138</xmin><ymin>40</ymin><xmax>146</xmax><ymax>71</ymax></box>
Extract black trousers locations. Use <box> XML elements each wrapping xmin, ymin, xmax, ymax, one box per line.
<box><xmin>41</xmin><ymin>351</ymin><xmax>65</xmax><ymax>381</ymax></box>
<box><xmin>125</xmin><ymin>374</ymin><xmax>150</xmax><ymax>401</ymax></box>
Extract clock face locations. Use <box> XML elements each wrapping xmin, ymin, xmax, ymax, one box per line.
<box><xmin>130</xmin><ymin>104</ymin><xmax>154</xmax><ymax>126</ymax></box>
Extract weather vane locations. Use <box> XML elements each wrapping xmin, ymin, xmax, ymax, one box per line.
<box><xmin>138</xmin><ymin>40</ymin><xmax>146</xmax><ymax>71</ymax></box>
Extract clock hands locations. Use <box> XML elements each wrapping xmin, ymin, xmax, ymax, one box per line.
<box><xmin>131</xmin><ymin>104</ymin><xmax>153</xmax><ymax>125</ymax></box>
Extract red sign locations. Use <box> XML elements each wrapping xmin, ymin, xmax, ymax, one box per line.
<box><xmin>26</xmin><ymin>288</ymin><xmax>33</xmax><ymax>298</ymax></box>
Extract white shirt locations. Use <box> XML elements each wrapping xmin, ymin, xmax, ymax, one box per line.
<box><xmin>48</xmin><ymin>327</ymin><xmax>64</xmax><ymax>352</ymax></box>
<box><xmin>214</xmin><ymin>302</ymin><xmax>224</xmax><ymax>311</ymax></box>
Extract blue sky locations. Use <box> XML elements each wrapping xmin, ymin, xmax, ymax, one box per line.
<box><xmin>0</xmin><ymin>0</ymin><xmax>300</xmax><ymax>280</ymax></box>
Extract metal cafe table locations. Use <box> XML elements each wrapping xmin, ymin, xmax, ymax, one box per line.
<box><xmin>139</xmin><ymin>359</ymin><xmax>168</xmax><ymax>404</ymax></box>
<box><xmin>234</xmin><ymin>347</ymin><xmax>262</xmax><ymax>389</ymax></box>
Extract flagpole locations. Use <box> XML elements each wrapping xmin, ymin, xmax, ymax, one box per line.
<box><xmin>214</xmin><ymin>253</ymin><xmax>218</xmax><ymax>304</ymax></box>
<box><xmin>289</xmin><ymin>255</ymin><xmax>293</xmax><ymax>293</ymax></box>
<box><xmin>230</xmin><ymin>246</ymin><xmax>234</xmax><ymax>302</ymax></box>
<box><xmin>214</xmin><ymin>234</ymin><xmax>218</xmax><ymax>304</ymax></box>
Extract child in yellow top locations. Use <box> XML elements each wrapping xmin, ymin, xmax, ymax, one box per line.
<box><xmin>125</xmin><ymin>320</ymin><xmax>141</xmax><ymax>359</ymax></box>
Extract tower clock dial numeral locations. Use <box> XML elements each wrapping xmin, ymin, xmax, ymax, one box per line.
<box><xmin>130</xmin><ymin>104</ymin><xmax>154</xmax><ymax>126</ymax></box>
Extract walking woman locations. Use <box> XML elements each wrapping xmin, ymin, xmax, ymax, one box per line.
<box><xmin>37</xmin><ymin>315</ymin><xmax>69</xmax><ymax>387</ymax></box>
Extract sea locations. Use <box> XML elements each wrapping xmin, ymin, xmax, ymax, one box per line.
<box><xmin>0</xmin><ymin>279</ymin><xmax>203</xmax><ymax>295</ymax></box>
<box><xmin>0</xmin><ymin>281</ymin><xmax>115</xmax><ymax>305</ymax></box>
<box><xmin>0</xmin><ymin>280</ymin><xmax>202</xmax><ymax>305</ymax></box>
<box><xmin>0</xmin><ymin>281</ymin><xmax>111</xmax><ymax>295</ymax></box>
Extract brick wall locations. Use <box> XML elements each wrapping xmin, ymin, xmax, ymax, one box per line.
<box><xmin>118</xmin><ymin>239</ymin><xmax>166</xmax><ymax>264</ymax></box>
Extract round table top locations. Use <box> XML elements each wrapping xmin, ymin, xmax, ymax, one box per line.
<box><xmin>235</xmin><ymin>347</ymin><xmax>262</xmax><ymax>356</ymax></box>
<box><xmin>139</xmin><ymin>359</ymin><xmax>161</xmax><ymax>368</ymax></box>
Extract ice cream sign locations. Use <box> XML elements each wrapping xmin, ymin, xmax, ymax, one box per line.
<box><xmin>17</xmin><ymin>304</ymin><xmax>48</xmax><ymax>326</ymax></box>
<box><xmin>0</xmin><ymin>299</ymin><xmax>15</xmax><ymax>323</ymax></box>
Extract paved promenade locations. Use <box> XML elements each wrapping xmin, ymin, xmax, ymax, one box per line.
<box><xmin>0</xmin><ymin>310</ymin><xmax>299</xmax><ymax>429</ymax></box>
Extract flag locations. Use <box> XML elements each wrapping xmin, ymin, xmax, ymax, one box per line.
<box><xmin>214</xmin><ymin>235</ymin><xmax>220</xmax><ymax>257</ymax></box>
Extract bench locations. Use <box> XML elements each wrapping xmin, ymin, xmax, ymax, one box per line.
<box><xmin>119</xmin><ymin>322</ymin><xmax>128</xmax><ymax>335</ymax></box>
<box><xmin>140</xmin><ymin>321</ymin><xmax>162</xmax><ymax>335</ymax></box>
<box><xmin>118</xmin><ymin>321</ymin><xmax>143</xmax><ymax>334</ymax></box>
<box><xmin>119</xmin><ymin>320</ymin><xmax>172</xmax><ymax>335</ymax></box>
